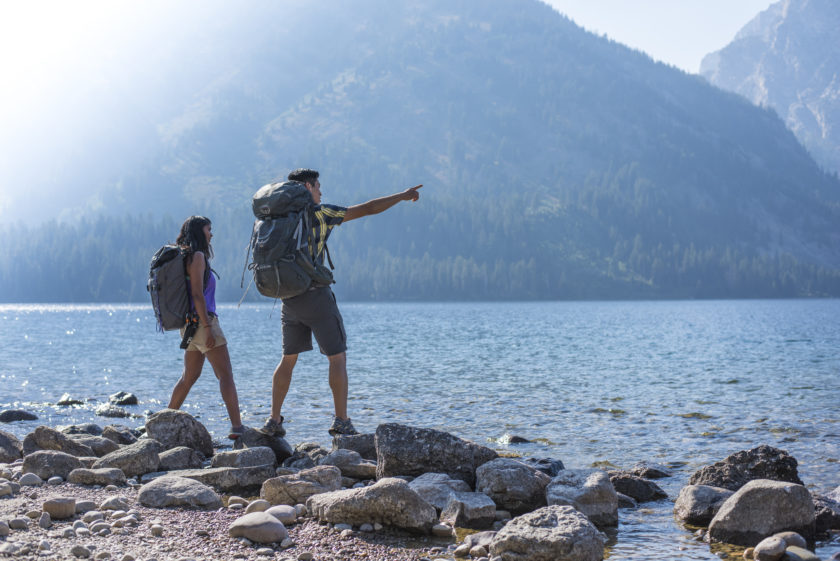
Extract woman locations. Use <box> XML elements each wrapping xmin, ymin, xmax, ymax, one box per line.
<box><xmin>167</xmin><ymin>216</ymin><xmax>244</xmax><ymax>439</ymax></box>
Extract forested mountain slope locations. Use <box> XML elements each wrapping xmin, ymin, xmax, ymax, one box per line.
<box><xmin>2</xmin><ymin>0</ymin><xmax>839</xmax><ymax>301</ymax></box>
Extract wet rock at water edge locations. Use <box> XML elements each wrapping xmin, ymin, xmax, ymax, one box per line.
<box><xmin>96</xmin><ymin>404</ymin><xmax>131</xmax><ymax>418</ymax></box>
<box><xmin>57</xmin><ymin>394</ymin><xmax>85</xmax><ymax>406</ymax></box>
<box><xmin>609</xmin><ymin>472</ymin><xmax>667</xmax><ymax>503</ymax></box>
<box><xmin>689</xmin><ymin>445</ymin><xmax>802</xmax><ymax>491</ymax></box>
<box><xmin>546</xmin><ymin>468</ymin><xmax>618</xmax><ymax>527</ymax></box>
<box><xmin>522</xmin><ymin>457</ymin><xmax>566</xmax><ymax>477</ymax></box>
<box><xmin>0</xmin><ymin>409</ymin><xmax>38</xmax><ymax>422</ymax></box>
<box><xmin>674</xmin><ymin>484</ymin><xmax>734</xmax><ymax>526</ymax></box>
<box><xmin>109</xmin><ymin>391</ymin><xmax>138</xmax><ymax>406</ymax></box>
<box><xmin>61</xmin><ymin>423</ymin><xmax>104</xmax><ymax>436</ymax></box>
<box><xmin>408</xmin><ymin>472</ymin><xmax>472</xmax><ymax>511</ymax></box>
<box><xmin>476</xmin><ymin>457</ymin><xmax>551</xmax><ymax>515</ymax></box>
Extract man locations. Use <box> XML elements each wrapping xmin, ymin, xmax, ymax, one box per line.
<box><xmin>261</xmin><ymin>168</ymin><xmax>422</xmax><ymax>437</ymax></box>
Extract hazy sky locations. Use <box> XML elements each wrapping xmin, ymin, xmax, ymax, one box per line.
<box><xmin>543</xmin><ymin>0</ymin><xmax>777</xmax><ymax>73</ymax></box>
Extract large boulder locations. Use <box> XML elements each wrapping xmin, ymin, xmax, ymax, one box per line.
<box><xmin>22</xmin><ymin>426</ymin><xmax>95</xmax><ymax>457</ymax></box>
<box><xmin>232</xmin><ymin>428</ymin><xmax>292</xmax><ymax>464</ymax></box>
<box><xmin>546</xmin><ymin>469</ymin><xmax>618</xmax><ymax>527</ymax></box>
<box><xmin>689</xmin><ymin>445</ymin><xmax>802</xmax><ymax>491</ymax></box>
<box><xmin>0</xmin><ymin>430</ymin><xmax>23</xmax><ymax>463</ymax></box>
<box><xmin>145</xmin><ymin>409</ymin><xmax>213</xmax><ymax>457</ymax></box>
<box><xmin>408</xmin><ymin>472</ymin><xmax>472</xmax><ymax>511</ymax></box>
<box><xmin>168</xmin><ymin>465</ymin><xmax>276</xmax><ymax>495</ymax></box>
<box><xmin>67</xmin><ymin>435</ymin><xmax>120</xmax><ymax>457</ymax></box>
<box><xmin>318</xmin><ymin>449</ymin><xmax>376</xmax><ymax>480</ymax></box>
<box><xmin>375</xmin><ymin>424</ymin><xmax>497</xmax><ymax>486</ymax></box>
<box><xmin>137</xmin><ymin>475</ymin><xmax>222</xmax><ymax>509</ymax></box>
<box><xmin>91</xmin><ymin>438</ymin><xmax>162</xmax><ymax>478</ymax></box>
<box><xmin>22</xmin><ymin>450</ymin><xmax>83</xmax><ymax>479</ymax></box>
<box><xmin>489</xmin><ymin>505</ymin><xmax>606</xmax><ymax>561</ymax></box>
<box><xmin>261</xmin><ymin>465</ymin><xmax>343</xmax><ymax>505</ymax></box>
<box><xmin>67</xmin><ymin>468</ymin><xmax>127</xmax><ymax>487</ymax></box>
<box><xmin>158</xmin><ymin>447</ymin><xmax>205</xmax><ymax>471</ymax></box>
<box><xmin>673</xmin><ymin>485</ymin><xmax>735</xmax><ymax>526</ymax></box>
<box><xmin>475</xmin><ymin>458</ymin><xmax>551</xmax><ymax>515</ymax></box>
<box><xmin>307</xmin><ymin>477</ymin><xmax>437</xmax><ymax>533</ymax></box>
<box><xmin>708</xmin><ymin>479</ymin><xmax>815</xmax><ymax>546</ymax></box>
<box><xmin>608</xmin><ymin>472</ymin><xmax>667</xmax><ymax>503</ymax></box>
<box><xmin>440</xmin><ymin>491</ymin><xmax>497</xmax><ymax>529</ymax></box>
<box><xmin>229</xmin><ymin>512</ymin><xmax>288</xmax><ymax>543</ymax></box>
<box><xmin>211</xmin><ymin>447</ymin><xmax>276</xmax><ymax>469</ymax></box>
<box><xmin>332</xmin><ymin>433</ymin><xmax>376</xmax><ymax>461</ymax></box>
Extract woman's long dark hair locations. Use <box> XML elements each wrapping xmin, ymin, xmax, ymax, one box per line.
<box><xmin>177</xmin><ymin>216</ymin><xmax>214</xmax><ymax>260</ymax></box>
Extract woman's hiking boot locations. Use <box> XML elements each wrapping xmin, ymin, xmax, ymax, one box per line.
<box><xmin>328</xmin><ymin>416</ymin><xmax>358</xmax><ymax>436</ymax></box>
<box><xmin>260</xmin><ymin>416</ymin><xmax>286</xmax><ymax>437</ymax></box>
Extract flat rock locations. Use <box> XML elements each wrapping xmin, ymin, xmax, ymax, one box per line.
<box><xmin>689</xmin><ymin>445</ymin><xmax>803</xmax><ymax>491</ymax></box>
<box><xmin>261</xmin><ymin>465</ymin><xmax>342</xmax><ymax>505</ymax></box>
<box><xmin>145</xmin><ymin>409</ymin><xmax>213</xmax><ymax>457</ymax></box>
<box><xmin>137</xmin><ymin>475</ymin><xmax>222</xmax><ymax>509</ymax></box>
<box><xmin>708</xmin><ymin>479</ymin><xmax>815</xmax><ymax>546</ymax></box>
<box><xmin>307</xmin><ymin>477</ymin><xmax>437</xmax><ymax>533</ymax></box>
<box><xmin>212</xmin><ymin>446</ymin><xmax>276</xmax><ymax>469</ymax></box>
<box><xmin>319</xmin><ymin>448</ymin><xmax>377</xmax><ymax>480</ymax></box>
<box><xmin>92</xmin><ymin>438</ymin><xmax>161</xmax><ymax>478</ymax></box>
<box><xmin>408</xmin><ymin>472</ymin><xmax>472</xmax><ymax>511</ymax></box>
<box><xmin>68</xmin><ymin>468</ymin><xmax>127</xmax><ymax>487</ymax></box>
<box><xmin>375</xmin><ymin>424</ymin><xmax>497</xmax><ymax>487</ymax></box>
<box><xmin>169</xmin><ymin>465</ymin><xmax>276</xmax><ymax>495</ymax></box>
<box><xmin>489</xmin><ymin>505</ymin><xmax>606</xmax><ymax>561</ymax></box>
<box><xmin>43</xmin><ymin>497</ymin><xmax>76</xmax><ymax>519</ymax></box>
<box><xmin>440</xmin><ymin>491</ymin><xmax>497</xmax><ymax>529</ymax></box>
<box><xmin>101</xmin><ymin>425</ymin><xmax>138</xmax><ymax>445</ymax></box>
<box><xmin>159</xmin><ymin>446</ymin><xmax>205</xmax><ymax>471</ymax></box>
<box><xmin>68</xmin><ymin>435</ymin><xmax>120</xmax><ymax>457</ymax></box>
<box><xmin>332</xmin><ymin>433</ymin><xmax>376</xmax><ymax>461</ymax></box>
<box><xmin>229</xmin><ymin>511</ymin><xmax>289</xmax><ymax>543</ymax></box>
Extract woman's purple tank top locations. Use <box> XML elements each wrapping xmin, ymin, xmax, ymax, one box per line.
<box><xmin>188</xmin><ymin>258</ymin><xmax>217</xmax><ymax>315</ymax></box>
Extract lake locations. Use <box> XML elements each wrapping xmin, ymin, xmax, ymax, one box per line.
<box><xmin>1</xmin><ymin>299</ymin><xmax>839</xmax><ymax>559</ymax></box>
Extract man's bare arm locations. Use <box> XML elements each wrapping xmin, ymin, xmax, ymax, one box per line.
<box><xmin>343</xmin><ymin>184</ymin><xmax>422</xmax><ymax>222</ymax></box>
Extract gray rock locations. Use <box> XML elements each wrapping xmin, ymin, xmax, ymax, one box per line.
<box><xmin>92</xmin><ymin>438</ymin><xmax>162</xmax><ymax>478</ymax></box>
<box><xmin>522</xmin><ymin>458</ymin><xmax>565</xmax><ymax>477</ymax></box>
<box><xmin>0</xmin><ymin>409</ymin><xmax>37</xmax><ymax>422</ymax></box>
<box><xmin>265</xmin><ymin>505</ymin><xmax>297</xmax><ymax>525</ymax></box>
<box><xmin>100</xmin><ymin>496</ymin><xmax>130</xmax><ymax>510</ymax></box>
<box><xmin>774</xmin><ymin>531</ymin><xmax>808</xmax><ymax>549</ymax></box>
<box><xmin>609</xmin><ymin>472</ymin><xmax>667</xmax><ymax>503</ymax></box>
<box><xmin>61</xmin><ymin>423</ymin><xmax>103</xmax><ymax>436</ymax></box>
<box><xmin>212</xmin><ymin>446</ymin><xmax>276</xmax><ymax>469</ymax></box>
<box><xmin>376</xmin><ymin>424</ymin><xmax>497</xmax><ymax>486</ymax></box>
<box><xmin>489</xmin><ymin>505</ymin><xmax>606</xmax><ymax>561</ymax></box>
<box><xmin>674</xmin><ymin>485</ymin><xmax>735</xmax><ymax>526</ymax></box>
<box><xmin>408</xmin><ymin>472</ymin><xmax>472</xmax><ymax>510</ymax></box>
<box><xmin>0</xmin><ymin>521</ymin><xmax>9</xmax><ymax>536</ymax></box>
<box><xmin>261</xmin><ymin>465</ymin><xmax>342</xmax><ymax>505</ymax></box>
<box><xmin>158</xmin><ymin>446</ymin><xmax>205</xmax><ymax>471</ymax></box>
<box><xmin>546</xmin><ymin>469</ymin><xmax>618</xmax><ymax>527</ymax></box>
<box><xmin>753</xmin><ymin>535</ymin><xmax>786</xmax><ymax>561</ymax></box>
<box><xmin>307</xmin><ymin>477</ymin><xmax>437</xmax><ymax>533</ymax></box>
<box><xmin>280</xmin><ymin>441</ymin><xmax>329</xmax><ymax>469</ymax></box>
<box><xmin>43</xmin><ymin>497</ymin><xmax>76</xmax><ymax>519</ymax></box>
<box><xmin>22</xmin><ymin>450</ymin><xmax>83</xmax><ymax>479</ymax></box>
<box><xmin>57</xmin><ymin>394</ymin><xmax>85</xmax><ymax>406</ymax></box>
<box><xmin>784</xmin><ymin>546</ymin><xmax>821</xmax><ymax>561</ymax></box>
<box><xmin>168</xmin><ymin>465</ymin><xmax>276</xmax><ymax>495</ymax></box>
<box><xmin>617</xmin><ymin>492</ymin><xmax>637</xmax><ymax>508</ymax></box>
<box><xmin>145</xmin><ymin>409</ymin><xmax>213</xmax><ymax>457</ymax></box>
<box><xmin>0</xmin><ymin>482</ymin><xmax>12</xmax><ymax>497</ymax></box>
<box><xmin>689</xmin><ymin>445</ymin><xmax>803</xmax><ymax>492</ymax></box>
<box><xmin>246</xmin><ymin>499</ymin><xmax>270</xmax><ymax>513</ymax></box>
<box><xmin>231</xmin><ymin>428</ymin><xmax>293</xmax><ymax>465</ymax></box>
<box><xmin>332</xmin><ymin>433</ymin><xmax>377</xmax><ymax>461</ymax></box>
<box><xmin>23</xmin><ymin>425</ymin><xmax>95</xmax><ymax>457</ymax></box>
<box><xmin>70</xmin><ymin>544</ymin><xmax>91</xmax><ymax>558</ymax></box>
<box><xmin>628</xmin><ymin>462</ymin><xmax>672</xmax><ymax>479</ymax></box>
<box><xmin>0</xmin><ymin>429</ymin><xmax>24</xmax><ymax>463</ymax></box>
<box><xmin>101</xmin><ymin>425</ymin><xmax>138</xmax><ymax>445</ymax></box>
<box><xmin>319</xmin><ymin>449</ymin><xmax>376</xmax><ymax>480</ymax></box>
<box><xmin>229</xmin><ymin>511</ymin><xmax>289</xmax><ymax>543</ymax></box>
<box><xmin>475</xmin><ymin>458</ymin><xmax>551</xmax><ymax>515</ymax></box>
<box><xmin>96</xmin><ymin>404</ymin><xmax>131</xmax><ymax>418</ymax></box>
<box><xmin>440</xmin><ymin>491</ymin><xmax>497</xmax><ymax>529</ymax></box>
<box><xmin>38</xmin><ymin>511</ymin><xmax>51</xmax><ymax>528</ymax></box>
<box><xmin>811</xmin><ymin>492</ymin><xmax>840</xmax><ymax>535</ymax></box>
<box><xmin>19</xmin><ymin>472</ymin><xmax>44</xmax><ymax>486</ymax></box>
<box><xmin>708</xmin><ymin>479</ymin><xmax>815</xmax><ymax>546</ymax></box>
<box><xmin>109</xmin><ymin>392</ymin><xmax>138</xmax><ymax>406</ymax></box>
<box><xmin>137</xmin><ymin>475</ymin><xmax>222</xmax><ymax>509</ymax></box>
<box><xmin>68</xmin><ymin>435</ymin><xmax>120</xmax><ymax>457</ymax></box>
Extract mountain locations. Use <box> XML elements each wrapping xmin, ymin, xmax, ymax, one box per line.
<box><xmin>700</xmin><ymin>0</ymin><xmax>840</xmax><ymax>174</ymax></box>
<box><xmin>1</xmin><ymin>0</ymin><xmax>839</xmax><ymax>301</ymax></box>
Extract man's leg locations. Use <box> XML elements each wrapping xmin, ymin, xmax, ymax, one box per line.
<box><xmin>270</xmin><ymin>354</ymin><xmax>297</xmax><ymax>421</ymax></box>
<box><xmin>327</xmin><ymin>352</ymin><xmax>348</xmax><ymax>420</ymax></box>
<box><xmin>205</xmin><ymin>345</ymin><xmax>242</xmax><ymax>430</ymax></box>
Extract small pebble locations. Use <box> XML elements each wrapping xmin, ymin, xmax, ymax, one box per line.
<box><xmin>256</xmin><ymin>548</ymin><xmax>274</xmax><ymax>556</ymax></box>
<box><xmin>470</xmin><ymin>545</ymin><xmax>488</xmax><ymax>558</ymax></box>
<box><xmin>83</xmin><ymin>511</ymin><xmax>105</xmax><ymax>523</ymax></box>
<box><xmin>76</xmin><ymin>528</ymin><xmax>91</xmax><ymax>537</ymax></box>
<box><xmin>9</xmin><ymin>517</ymin><xmax>29</xmax><ymax>529</ymax></box>
<box><xmin>120</xmin><ymin>555</ymin><xmax>136</xmax><ymax>561</ymax></box>
<box><xmin>104</xmin><ymin>485</ymin><xmax>118</xmax><ymax>492</ymax></box>
<box><xmin>19</xmin><ymin>472</ymin><xmax>43</xmax><ymax>486</ymax></box>
<box><xmin>39</xmin><ymin>511</ymin><xmax>52</xmax><ymax>529</ymax></box>
<box><xmin>0</xmin><ymin>521</ymin><xmax>10</xmax><ymax>536</ymax></box>
<box><xmin>76</xmin><ymin>500</ymin><xmax>97</xmax><ymax>513</ymax></box>
<box><xmin>228</xmin><ymin>503</ymin><xmax>245</xmax><ymax>510</ymax></box>
<box><xmin>95</xmin><ymin>553</ymin><xmax>111</xmax><ymax>560</ymax></box>
<box><xmin>195</xmin><ymin>529</ymin><xmax>209</xmax><ymax>536</ymax></box>
<box><xmin>47</xmin><ymin>476</ymin><xmax>63</xmax><ymax>485</ymax></box>
<box><xmin>150</xmin><ymin>524</ymin><xmax>164</xmax><ymax>537</ymax></box>
<box><xmin>71</xmin><ymin>545</ymin><xmax>92</xmax><ymax>558</ymax></box>
<box><xmin>26</xmin><ymin>509</ymin><xmax>41</xmax><ymax>518</ymax></box>
<box><xmin>340</xmin><ymin>528</ymin><xmax>353</xmax><ymax>538</ymax></box>
<box><xmin>359</xmin><ymin>523</ymin><xmax>374</xmax><ymax>532</ymax></box>
<box><xmin>298</xmin><ymin>553</ymin><xmax>314</xmax><ymax>561</ymax></box>
<box><xmin>280</xmin><ymin>538</ymin><xmax>295</xmax><ymax>549</ymax></box>
<box><xmin>38</xmin><ymin>540</ymin><xmax>51</xmax><ymax>551</ymax></box>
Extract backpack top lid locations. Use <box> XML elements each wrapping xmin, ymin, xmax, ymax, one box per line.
<box><xmin>252</xmin><ymin>180</ymin><xmax>314</xmax><ymax>219</ymax></box>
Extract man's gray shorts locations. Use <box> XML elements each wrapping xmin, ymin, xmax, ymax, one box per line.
<box><xmin>281</xmin><ymin>286</ymin><xmax>347</xmax><ymax>356</ymax></box>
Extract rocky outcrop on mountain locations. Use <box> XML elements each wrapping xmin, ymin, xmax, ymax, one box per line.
<box><xmin>701</xmin><ymin>0</ymin><xmax>840</xmax><ymax>174</ymax></box>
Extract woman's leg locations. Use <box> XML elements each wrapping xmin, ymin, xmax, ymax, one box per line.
<box><xmin>205</xmin><ymin>345</ymin><xmax>242</xmax><ymax>428</ymax></box>
<box><xmin>168</xmin><ymin>350</ymin><xmax>205</xmax><ymax>409</ymax></box>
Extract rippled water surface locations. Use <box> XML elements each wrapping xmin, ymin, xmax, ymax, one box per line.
<box><xmin>2</xmin><ymin>300</ymin><xmax>839</xmax><ymax>559</ymax></box>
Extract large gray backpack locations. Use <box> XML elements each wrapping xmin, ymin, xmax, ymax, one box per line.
<box><xmin>243</xmin><ymin>181</ymin><xmax>334</xmax><ymax>300</ymax></box>
<box><xmin>147</xmin><ymin>245</ymin><xmax>190</xmax><ymax>331</ymax></box>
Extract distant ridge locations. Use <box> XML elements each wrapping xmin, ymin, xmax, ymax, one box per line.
<box><xmin>1</xmin><ymin>0</ymin><xmax>839</xmax><ymax>301</ymax></box>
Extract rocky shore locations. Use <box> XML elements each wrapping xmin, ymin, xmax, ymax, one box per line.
<box><xmin>2</xmin><ymin>404</ymin><xmax>840</xmax><ymax>561</ymax></box>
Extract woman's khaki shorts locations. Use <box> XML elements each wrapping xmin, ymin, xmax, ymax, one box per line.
<box><xmin>181</xmin><ymin>315</ymin><xmax>227</xmax><ymax>354</ymax></box>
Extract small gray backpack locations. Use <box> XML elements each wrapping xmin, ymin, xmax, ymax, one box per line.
<box><xmin>243</xmin><ymin>181</ymin><xmax>334</xmax><ymax>300</ymax></box>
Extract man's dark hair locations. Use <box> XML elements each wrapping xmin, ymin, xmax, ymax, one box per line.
<box><xmin>288</xmin><ymin>168</ymin><xmax>319</xmax><ymax>185</ymax></box>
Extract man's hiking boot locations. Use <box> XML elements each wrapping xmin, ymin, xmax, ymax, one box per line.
<box><xmin>328</xmin><ymin>416</ymin><xmax>359</xmax><ymax>436</ymax></box>
<box><xmin>228</xmin><ymin>425</ymin><xmax>245</xmax><ymax>440</ymax></box>
<box><xmin>260</xmin><ymin>416</ymin><xmax>286</xmax><ymax>437</ymax></box>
